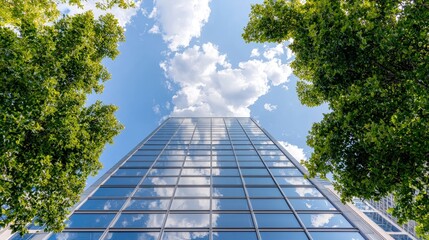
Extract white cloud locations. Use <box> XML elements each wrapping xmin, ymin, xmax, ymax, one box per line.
<box><xmin>250</xmin><ymin>48</ymin><xmax>260</xmax><ymax>57</ymax></box>
<box><xmin>263</xmin><ymin>43</ymin><xmax>285</xmax><ymax>60</ymax></box>
<box><xmin>149</xmin><ymin>0</ymin><xmax>211</xmax><ymax>51</ymax></box>
<box><xmin>57</xmin><ymin>1</ymin><xmax>141</xmax><ymax>27</ymax></box>
<box><xmin>278</xmin><ymin>141</ymin><xmax>307</xmax><ymax>161</ymax></box>
<box><xmin>263</xmin><ymin>103</ymin><xmax>277</xmax><ymax>112</ymax></box>
<box><xmin>162</xmin><ymin>42</ymin><xmax>293</xmax><ymax>117</ymax></box>
<box><xmin>152</xmin><ymin>104</ymin><xmax>161</xmax><ymax>114</ymax></box>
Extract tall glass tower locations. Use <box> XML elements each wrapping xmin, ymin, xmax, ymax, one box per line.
<box><xmin>7</xmin><ymin>117</ymin><xmax>385</xmax><ymax>240</ymax></box>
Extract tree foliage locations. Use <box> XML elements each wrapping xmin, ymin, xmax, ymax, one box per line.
<box><xmin>244</xmin><ymin>0</ymin><xmax>429</xmax><ymax>238</ymax></box>
<box><xmin>1</xmin><ymin>0</ymin><xmax>127</xmax><ymax>234</ymax></box>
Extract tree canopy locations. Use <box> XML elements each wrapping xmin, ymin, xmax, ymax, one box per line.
<box><xmin>243</xmin><ymin>0</ymin><xmax>429</xmax><ymax>238</ymax></box>
<box><xmin>1</xmin><ymin>0</ymin><xmax>128</xmax><ymax>234</ymax></box>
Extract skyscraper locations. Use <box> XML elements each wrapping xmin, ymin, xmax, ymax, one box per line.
<box><xmin>6</xmin><ymin>117</ymin><xmax>385</xmax><ymax>240</ymax></box>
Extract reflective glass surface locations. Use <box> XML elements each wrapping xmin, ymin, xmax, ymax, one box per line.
<box><xmin>212</xmin><ymin>214</ymin><xmax>254</xmax><ymax>228</ymax></box>
<box><xmin>310</xmin><ymin>232</ymin><xmax>365</xmax><ymax>240</ymax></box>
<box><xmin>126</xmin><ymin>199</ymin><xmax>170</xmax><ymax>210</ymax></box>
<box><xmin>212</xmin><ymin>199</ymin><xmax>249</xmax><ymax>210</ymax></box>
<box><xmin>48</xmin><ymin>232</ymin><xmax>103</xmax><ymax>240</ymax></box>
<box><xmin>49</xmin><ymin>118</ymin><xmax>368</xmax><ymax>240</ymax></box>
<box><xmin>113</xmin><ymin>213</ymin><xmax>165</xmax><ymax>228</ymax></box>
<box><xmin>105</xmin><ymin>232</ymin><xmax>159</xmax><ymax>240</ymax></box>
<box><xmin>255</xmin><ymin>214</ymin><xmax>300</xmax><ymax>228</ymax></box>
<box><xmin>165</xmin><ymin>214</ymin><xmax>210</xmax><ymax>228</ymax></box>
<box><xmin>212</xmin><ymin>232</ymin><xmax>257</xmax><ymax>240</ymax></box>
<box><xmin>299</xmin><ymin>214</ymin><xmax>353</xmax><ymax>228</ymax></box>
<box><xmin>79</xmin><ymin>199</ymin><xmax>126</xmax><ymax>210</ymax></box>
<box><xmin>259</xmin><ymin>231</ymin><xmax>308</xmax><ymax>240</ymax></box>
<box><xmin>162</xmin><ymin>232</ymin><xmax>209</xmax><ymax>240</ymax></box>
<box><xmin>67</xmin><ymin>214</ymin><xmax>115</xmax><ymax>228</ymax></box>
<box><xmin>250</xmin><ymin>199</ymin><xmax>290</xmax><ymax>210</ymax></box>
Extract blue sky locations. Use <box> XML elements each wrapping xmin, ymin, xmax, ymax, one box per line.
<box><xmin>61</xmin><ymin>0</ymin><xmax>328</xmax><ymax>186</ymax></box>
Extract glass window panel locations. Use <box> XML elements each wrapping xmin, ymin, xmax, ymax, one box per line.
<box><xmin>276</xmin><ymin>177</ymin><xmax>311</xmax><ymax>185</ymax></box>
<box><xmin>142</xmin><ymin>177</ymin><xmax>178</xmax><ymax>186</ymax></box>
<box><xmin>212</xmin><ymin>145</ymin><xmax>232</xmax><ymax>150</ymax></box>
<box><xmin>113</xmin><ymin>168</ymin><xmax>148</xmax><ymax>176</ymax></box>
<box><xmin>233</xmin><ymin>145</ymin><xmax>255</xmax><ymax>150</ymax></box>
<box><xmin>213</xmin><ymin>187</ymin><xmax>246</xmax><ymax>197</ymax></box>
<box><xmin>212</xmin><ymin>161</ymin><xmax>237</xmax><ymax>167</ymax></box>
<box><xmin>261</xmin><ymin>155</ymin><xmax>288</xmax><ymax>161</ymax></box>
<box><xmin>240</xmin><ymin>168</ymin><xmax>269</xmax><ymax>176</ymax></box>
<box><xmin>255</xmin><ymin>214</ymin><xmax>300</xmax><ymax>228</ymax></box>
<box><xmin>79</xmin><ymin>199</ymin><xmax>126</xmax><ymax>211</ymax></box>
<box><xmin>270</xmin><ymin>168</ymin><xmax>302</xmax><ymax>176</ymax></box>
<box><xmin>134</xmin><ymin>187</ymin><xmax>174</xmax><ymax>197</ymax></box>
<box><xmin>129</xmin><ymin>155</ymin><xmax>157</xmax><ymax>161</ymax></box>
<box><xmin>289</xmin><ymin>199</ymin><xmax>336</xmax><ymax>211</ymax></box>
<box><xmin>189</xmin><ymin>145</ymin><xmax>211</xmax><ymax>150</ymax></box>
<box><xmin>212</xmin><ymin>177</ymin><xmax>242</xmax><ymax>185</ymax></box>
<box><xmin>212</xmin><ymin>150</ymin><xmax>234</xmax><ymax>155</ymax></box>
<box><xmin>122</xmin><ymin>161</ymin><xmax>153</xmax><ymax>168</ymax></box>
<box><xmin>282</xmin><ymin>187</ymin><xmax>323</xmax><ymax>197</ymax></box>
<box><xmin>231</xmin><ymin>140</ymin><xmax>251</xmax><ymax>144</ymax></box>
<box><xmin>126</xmin><ymin>199</ymin><xmax>170</xmax><ymax>210</ymax></box>
<box><xmin>165</xmin><ymin>214</ymin><xmax>210</xmax><ymax>228</ymax></box>
<box><xmin>212</xmin><ymin>155</ymin><xmax>235</xmax><ymax>161</ymax></box>
<box><xmin>113</xmin><ymin>213</ymin><xmax>165</xmax><ymax>228</ymax></box>
<box><xmin>363</xmin><ymin>212</ymin><xmax>401</xmax><ymax>232</ymax></box>
<box><xmin>186</xmin><ymin>156</ymin><xmax>210</xmax><ymax>161</ymax></box>
<box><xmin>212</xmin><ymin>232</ymin><xmax>257</xmax><ymax>240</ymax></box>
<box><xmin>181</xmin><ymin>168</ymin><xmax>211</xmax><ymax>176</ymax></box>
<box><xmin>310</xmin><ymin>232</ymin><xmax>364</xmax><ymax>240</ymax></box>
<box><xmin>390</xmin><ymin>235</ymin><xmax>414</xmax><ymax>240</ymax></box>
<box><xmin>140</xmin><ymin>145</ymin><xmax>165</xmax><ymax>150</ymax></box>
<box><xmin>234</xmin><ymin>150</ymin><xmax>257</xmax><ymax>155</ymax></box>
<box><xmin>158</xmin><ymin>155</ymin><xmax>185</xmax><ymax>161</ymax></box>
<box><xmin>250</xmin><ymin>199</ymin><xmax>290</xmax><ymax>210</ymax></box>
<box><xmin>254</xmin><ymin>145</ymin><xmax>279</xmax><ymax>150</ymax></box>
<box><xmin>179</xmin><ymin>177</ymin><xmax>210</xmax><ymax>185</ymax></box>
<box><xmin>258</xmin><ymin>150</ymin><xmax>284</xmax><ymax>155</ymax></box>
<box><xmin>154</xmin><ymin>161</ymin><xmax>183</xmax><ymax>167</ymax></box>
<box><xmin>92</xmin><ymin>188</ymin><xmax>134</xmax><ymax>197</ymax></box>
<box><xmin>48</xmin><ymin>232</ymin><xmax>103</xmax><ymax>240</ymax></box>
<box><xmin>247</xmin><ymin>187</ymin><xmax>282</xmax><ymax>197</ymax></box>
<box><xmin>184</xmin><ymin>162</ymin><xmax>211</xmax><ymax>167</ymax></box>
<box><xmin>104</xmin><ymin>177</ymin><xmax>141</xmax><ymax>186</ymax></box>
<box><xmin>251</xmin><ymin>140</ymin><xmax>273</xmax><ymax>144</ymax></box>
<box><xmin>266</xmin><ymin>161</ymin><xmax>294</xmax><ymax>167</ymax></box>
<box><xmin>162</xmin><ymin>232</ymin><xmax>209</xmax><ymax>240</ymax></box>
<box><xmin>188</xmin><ymin>150</ymin><xmax>211</xmax><ymax>155</ymax></box>
<box><xmin>243</xmin><ymin>177</ymin><xmax>275</xmax><ymax>185</ymax></box>
<box><xmin>135</xmin><ymin>150</ymin><xmax>161</xmax><ymax>155</ymax></box>
<box><xmin>149</xmin><ymin>168</ymin><xmax>181</xmax><ymax>176</ymax></box>
<box><xmin>212</xmin><ymin>168</ymin><xmax>240</xmax><ymax>176</ymax></box>
<box><xmin>212</xmin><ymin>214</ymin><xmax>254</xmax><ymax>228</ymax></box>
<box><xmin>171</xmin><ymin>199</ymin><xmax>210</xmax><ymax>210</ymax></box>
<box><xmin>175</xmin><ymin>187</ymin><xmax>210</xmax><ymax>197</ymax></box>
<box><xmin>105</xmin><ymin>232</ymin><xmax>159</xmax><ymax>240</ymax></box>
<box><xmin>10</xmin><ymin>234</ymin><xmax>38</xmax><ymax>240</ymax></box>
<box><xmin>163</xmin><ymin>150</ymin><xmax>187</xmax><ymax>155</ymax></box>
<box><xmin>66</xmin><ymin>213</ymin><xmax>115</xmax><ymax>228</ymax></box>
<box><xmin>236</xmin><ymin>155</ymin><xmax>261</xmax><ymax>161</ymax></box>
<box><xmin>299</xmin><ymin>214</ymin><xmax>353</xmax><ymax>228</ymax></box>
<box><xmin>239</xmin><ymin>161</ymin><xmax>264</xmax><ymax>167</ymax></box>
<box><xmin>211</xmin><ymin>140</ymin><xmax>231</xmax><ymax>144</ymax></box>
<box><xmin>260</xmin><ymin>232</ymin><xmax>308</xmax><ymax>240</ymax></box>
<box><xmin>212</xmin><ymin>199</ymin><xmax>249</xmax><ymax>210</ymax></box>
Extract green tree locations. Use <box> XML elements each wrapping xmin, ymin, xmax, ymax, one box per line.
<box><xmin>243</xmin><ymin>0</ymin><xmax>429</xmax><ymax>238</ymax></box>
<box><xmin>1</xmin><ymin>0</ymin><xmax>128</xmax><ymax>234</ymax></box>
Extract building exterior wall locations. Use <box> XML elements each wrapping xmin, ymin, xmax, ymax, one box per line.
<box><xmin>5</xmin><ymin>117</ymin><xmax>386</xmax><ymax>240</ymax></box>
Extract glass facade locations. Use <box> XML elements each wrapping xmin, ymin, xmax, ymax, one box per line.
<box><xmin>8</xmin><ymin>117</ymin><xmax>369</xmax><ymax>240</ymax></box>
